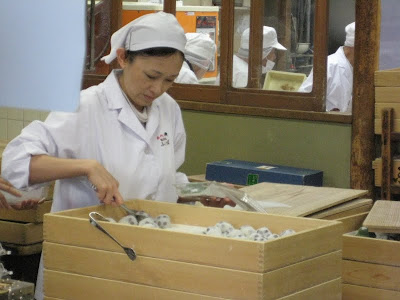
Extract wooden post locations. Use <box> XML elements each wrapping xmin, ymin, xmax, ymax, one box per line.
<box><xmin>381</xmin><ymin>108</ymin><xmax>393</xmax><ymax>200</ymax></box>
<box><xmin>351</xmin><ymin>0</ymin><xmax>381</xmax><ymax>197</ymax></box>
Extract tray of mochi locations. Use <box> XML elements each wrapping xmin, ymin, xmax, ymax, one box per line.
<box><xmin>98</xmin><ymin>208</ymin><xmax>296</xmax><ymax>242</ymax></box>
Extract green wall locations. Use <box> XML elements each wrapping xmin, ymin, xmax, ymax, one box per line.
<box><xmin>180</xmin><ymin>110</ymin><xmax>352</xmax><ymax>188</ymax></box>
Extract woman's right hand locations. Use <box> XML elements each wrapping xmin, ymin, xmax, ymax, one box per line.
<box><xmin>86</xmin><ymin>161</ymin><xmax>124</xmax><ymax>206</ymax></box>
<box><xmin>0</xmin><ymin>177</ymin><xmax>21</xmax><ymax>209</ymax></box>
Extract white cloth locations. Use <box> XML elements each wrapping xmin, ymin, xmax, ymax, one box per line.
<box><xmin>344</xmin><ymin>22</ymin><xmax>356</xmax><ymax>47</ymax></box>
<box><xmin>184</xmin><ymin>33</ymin><xmax>216</xmax><ymax>70</ymax></box>
<box><xmin>232</xmin><ymin>54</ymin><xmax>249</xmax><ymax>88</ymax></box>
<box><xmin>1</xmin><ymin>69</ymin><xmax>189</xmax><ymax>300</ymax></box>
<box><xmin>101</xmin><ymin>12</ymin><xmax>186</xmax><ymax>64</ymax></box>
<box><xmin>175</xmin><ymin>61</ymin><xmax>199</xmax><ymax>84</ymax></box>
<box><xmin>298</xmin><ymin>47</ymin><xmax>353</xmax><ymax>112</ymax></box>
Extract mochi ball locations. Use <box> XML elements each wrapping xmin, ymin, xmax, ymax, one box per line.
<box><xmin>155</xmin><ymin>214</ymin><xmax>171</xmax><ymax>229</ymax></box>
<box><xmin>204</xmin><ymin>226</ymin><xmax>223</xmax><ymax>237</ymax></box>
<box><xmin>240</xmin><ymin>225</ymin><xmax>256</xmax><ymax>237</ymax></box>
<box><xmin>138</xmin><ymin>217</ymin><xmax>158</xmax><ymax>228</ymax></box>
<box><xmin>227</xmin><ymin>229</ymin><xmax>246</xmax><ymax>239</ymax></box>
<box><xmin>215</xmin><ymin>221</ymin><xmax>234</xmax><ymax>235</ymax></box>
<box><xmin>249</xmin><ymin>232</ymin><xmax>268</xmax><ymax>242</ymax></box>
<box><xmin>118</xmin><ymin>215</ymin><xmax>138</xmax><ymax>225</ymax></box>
<box><xmin>256</xmin><ymin>227</ymin><xmax>272</xmax><ymax>238</ymax></box>
<box><xmin>105</xmin><ymin>217</ymin><xmax>116</xmax><ymax>223</ymax></box>
<box><xmin>267</xmin><ymin>233</ymin><xmax>280</xmax><ymax>240</ymax></box>
<box><xmin>279</xmin><ymin>229</ymin><xmax>296</xmax><ymax>237</ymax></box>
<box><xmin>135</xmin><ymin>211</ymin><xmax>151</xmax><ymax>222</ymax></box>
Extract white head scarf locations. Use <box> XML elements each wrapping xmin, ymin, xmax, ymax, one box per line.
<box><xmin>184</xmin><ymin>33</ymin><xmax>216</xmax><ymax>70</ymax></box>
<box><xmin>237</xmin><ymin>26</ymin><xmax>286</xmax><ymax>59</ymax></box>
<box><xmin>344</xmin><ymin>22</ymin><xmax>356</xmax><ymax>47</ymax></box>
<box><xmin>101</xmin><ymin>12</ymin><xmax>186</xmax><ymax>64</ymax></box>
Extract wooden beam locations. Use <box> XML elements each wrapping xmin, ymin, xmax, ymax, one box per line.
<box><xmin>351</xmin><ymin>0</ymin><xmax>381</xmax><ymax>196</ymax></box>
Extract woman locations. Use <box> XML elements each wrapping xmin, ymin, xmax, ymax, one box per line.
<box><xmin>1</xmin><ymin>12</ymin><xmax>233</xmax><ymax>300</ymax></box>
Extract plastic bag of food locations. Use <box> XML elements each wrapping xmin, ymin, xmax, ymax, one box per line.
<box><xmin>3</xmin><ymin>186</ymin><xmax>48</xmax><ymax>205</ymax></box>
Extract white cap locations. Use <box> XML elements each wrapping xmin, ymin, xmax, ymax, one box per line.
<box><xmin>240</xmin><ymin>26</ymin><xmax>286</xmax><ymax>51</ymax></box>
<box><xmin>101</xmin><ymin>12</ymin><xmax>186</xmax><ymax>64</ymax></box>
<box><xmin>184</xmin><ymin>33</ymin><xmax>216</xmax><ymax>70</ymax></box>
<box><xmin>344</xmin><ymin>22</ymin><xmax>356</xmax><ymax>47</ymax></box>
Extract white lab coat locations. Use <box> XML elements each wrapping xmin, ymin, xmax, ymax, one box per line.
<box><xmin>1</xmin><ymin>69</ymin><xmax>189</xmax><ymax>300</ymax></box>
<box><xmin>232</xmin><ymin>54</ymin><xmax>249</xmax><ymax>88</ymax></box>
<box><xmin>298</xmin><ymin>46</ymin><xmax>353</xmax><ymax>112</ymax></box>
<box><xmin>175</xmin><ymin>61</ymin><xmax>199</xmax><ymax>84</ymax></box>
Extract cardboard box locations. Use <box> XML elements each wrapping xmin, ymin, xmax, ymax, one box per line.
<box><xmin>342</xmin><ymin>232</ymin><xmax>400</xmax><ymax>299</ymax></box>
<box><xmin>205</xmin><ymin>159</ymin><xmax>323</xmax><ymax>186</ymax></box>
<box><xmin>43</xmin><ymin>199</ymin><xmax>342</xmax><ymax>300</ymax></box>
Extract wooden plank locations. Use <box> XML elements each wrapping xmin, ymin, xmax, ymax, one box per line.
<box><xmin>375</xmin><ymin>87</ymin><xmax>400</xmax><ymax>102</ymax></box>
<box><xmin>240</xmin><ymin>182</ymin><xmax>368</xmax><ymax>217</ymax></box>
<box><xmin>0</xmin><ymin>220</ymin><xmax>43</xmax><ymax>244</ymax></box>
<box><xmin>372</xmin><ymin>157</ymin><xmax>400</xmax><ymax>187</ymax></box>
<box><xmin>307</xmin><ymin>198</ymin><xmax>372</xmax><ymax>219</ymax></box>
<box><xmin>343</xmin><ymin>234</ymin><xmax>400</xmax><ymax>267</ymax></box>
<box><xmin>3</xmin><ymin>242</ymin><xmax>42</xmax><ymax>255</ymax></box>
<box><xmin>44</xmin><ymin>242</ymin><xmax>341</xmax><ymax>300</ymax></box>
<box><xmin>343</xmin><ymin>283</ymin><xmax>400</xmax><ymax>300</ymax></box>
<box><xmin>363</xmin><ymin>200</ymin><xmax>400</xmax><ymax>233</ymax></box>
<box><xmin>44</xmin><ymin>269</ymin><xmax>224</xmax><ymax>300</ymax></box>
<box><xmin>343</xmin><ymin>260</ymin><xmax>400</xmax><ymax>291</ymax></box>
<box><xmin>318</xmin><ymin>204</ymin><xmax>372</xmax><ymax>221</ymax></box>
<box><xmin>44</xmin><ymin>199</ymin><xmax>342</xmax><ymax>273</ymax></box>
<box><xmin>375</xmin><ymin>68</ymin><xmax>400</xmax><ymax>87</ymax></box>
<box><xmin>335</xmin><ymin>212</ymin><xmax>369</xmax><ymax>234</ymax></box>
<box><xmin>375</xmin><ymin>103</ymin><xmax>400</xmax><ymax>119</ymax></box>
<box><xmin>187</xmin><ymin>174</ymin><xmax>244</xmax><ymax>188</ymax></box>
<box><xmin>381</xmin><ymin>108</ymin><xmax>393</xmax><ymax>199</ymax></box>
<box><xmin>278</xmin><ymin>278</ymin><xmax>341</xmax><ymax>300</ymax></box>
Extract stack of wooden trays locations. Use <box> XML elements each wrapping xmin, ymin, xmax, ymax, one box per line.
<box><xmin>43</xmin><ymin>199</ymin><xmax>342</xmax><ymax>299</ymax></box>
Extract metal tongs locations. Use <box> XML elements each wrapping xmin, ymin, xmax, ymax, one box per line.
<box><xmin>89</xmin><ymin>212</ymin><xmax>137</xmax><ymax>261</ymax></box>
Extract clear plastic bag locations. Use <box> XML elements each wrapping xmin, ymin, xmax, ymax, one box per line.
<box><xmin>3</xmin><ymin>186</ymin><xmax>48</xmax><ymax>205</ymax></box>
<box><xmin>175</xmin><ymin>181</ymin><xmax>290</xmax><ymax>213</ymax></box>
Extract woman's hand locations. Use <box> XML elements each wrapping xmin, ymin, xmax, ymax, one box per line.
<box><xmin>0</xmin><ymin>177</ymin><xmax>20</xmax><ymax>209</ymax></box>
<box><xmin>86</xmin><ymin>161</ymin><xmax>124</xmax><ymax>206</ymax></box>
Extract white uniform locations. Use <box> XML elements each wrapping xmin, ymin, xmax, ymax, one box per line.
<box><xmin>232</xmin><ymin>54</ymin><xmax>249</xmax><ymax>88</ymax></box>
<box><xmin>1</xmin><ymin>69</ymin><xmax>189</xmax><ymax>300</ymax></box>
<box><xmin>175</xmin><ymin>61</ymin><xmax>199</xmax><ymax>84</ymax></box>
<box><xmin>298</xmin><ymin>46</ymin><xmax>353</xmax><ymax>112</ymax></box>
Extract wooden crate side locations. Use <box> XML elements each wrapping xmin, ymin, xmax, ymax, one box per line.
<box><xmin>375</xmin><ymin>70</ymin><xmax>400</xmax><ymax>87</ymax></box>
<box><xmin>44</xmin><ymin>241</ymin><xmax>261</xmax><ymax>300</ymax></box>
<box><xmin>3</xmin><ymin>242</ymin><xmax>42</xmax><ymax>255</ymax></box>
<box><xmin>262</xmin><ymin>223</ymin><xmax>342</xmax><ymax>271</ymax></box>
<box><xmin>375</xmin><ymin>103</ymin><xmax>400</xmax><ymax>119</ymax></box>
<box><xmin>343</xmin><ymin>260</ymin><xmax>400</xmax><ymax>291</ymax></box>
<box><xmin>44</xmin><ymin>216</ymin><xmax>263</xmax><ymax>272</ymax></box>
<box><xmin>0</xmin><ymin>200</ymin><xmax>52</xmax><ymax>223</ymax></box>
<box><xmin>0</xmin><ymin>221</ymin><xmax>43</xmax><ymax>244</ymax></box>
<box><xmin>342</xmin><ymin>283</ymin><xmax>400</xmax><ymax>300</ymax></box>
<box><xmin>262</xmin><ymin>251</ymin><xmax>342</xmax><ymax>299</ymax></box>
<box><xmin>51</xmin><ymin>199</ymin><xmax>335</xmax><ymax>232</ymax></box>
<box><xmin>342</xmin><ymin>235</ymin><xmax>400</xmax><ymax>266</ymax></box>
<box><xmin>375</xmin><ymin>119</ymin><xmax>400</xmax><ymax>134</ymax></box>
<box><xmin>44</xmin><ymin>269</ymin><xmax>225</xmax><ymax>300</ymax></box>
<box><xmin>375</xmin><ymin>87</ymin><xmax>400</xmax><ymax>102</ymax></box>
<box><xmin>372</xmin><ymin>158</ymin><xmax>400</xmax><ymax>187</ymax></box>
<box><xmin>307</xmin><ymin>198</ymin><xmax>372</xmax><ymax>219</ymax></box>
<box><xmin>335</xmin><ymin>212</ymin><xmax>368</xmax><ymax>234</ymax></box>
<box><xmin>278</xmin><ymin>278</ymin><xmax>341</xmax><ymax>300</ymax></box>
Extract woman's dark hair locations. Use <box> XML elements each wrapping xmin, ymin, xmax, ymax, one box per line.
<box><xmin>125</xmin><ymin>47</ymin><xmax>184</xmax><ymax>63</ymax></box>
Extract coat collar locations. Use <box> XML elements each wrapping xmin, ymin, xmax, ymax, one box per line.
<box><xmin>102</xmin><ymin>70</ymin><xmax>160</xmax><ymax>145</ymax></box>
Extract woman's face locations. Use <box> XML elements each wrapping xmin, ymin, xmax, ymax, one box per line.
<box><xmin>117</xmin><ymin>49</ymin><xmax>183</xmax><ymax>111</ymax></box>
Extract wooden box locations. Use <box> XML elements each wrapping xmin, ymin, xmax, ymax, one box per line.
<box><xmin>372</xmin><ymin>158</ymin><xmax>400</xmax><ymax>187</ymax></box>
<box><xmin>342</xmin><ymin>233</ymin><xmax>400</xmax><ymax>299</ymax></box>
<box><xmin>374</xmin><ymin>68</ymin><xmax>400</xmax><ymax>134</ymax></box>
<box><xmin>43</xmin><ymin>199</ymin><xmax>343</xmax><ymax>300</ymax></box>
<box><xmin>0</xmin><ymin>200</ymin><xmax>52</xmax><ymax>223</ymax></box>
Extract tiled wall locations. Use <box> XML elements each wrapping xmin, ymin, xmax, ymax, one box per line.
<box><xmin>0</xmin><ymin>107</ymin><xmax>49</xmax><ymax>141</ymax></box>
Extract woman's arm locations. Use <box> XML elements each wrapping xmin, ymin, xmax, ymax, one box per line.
<box><xmin>29</xmin><ymin>155</ymin><xmax>123</xmax><ymax>205</ymax></box>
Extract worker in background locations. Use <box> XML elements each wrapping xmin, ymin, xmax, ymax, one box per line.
<box><xmin>1</xmin><ymin>12</ymin><xmax>234</xmax><ymax>300</ymax></box>
<box><xmin>233</xmin><ymin>26</ymin><xmax>287</xmax><ymax>88</ymax></box>
<box><xmin>175</xmin><ymin>32</ymin><xmax>216</xmax><ymax>84</ymax></box>
<box><xmin>298</xmin><ymin>22</ymin><xmax>355</xmax><ymax>112</ymax></box>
